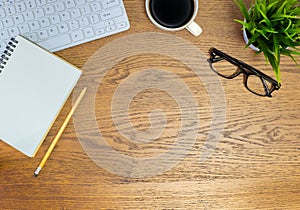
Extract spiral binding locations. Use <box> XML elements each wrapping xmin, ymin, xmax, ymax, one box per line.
<box><xmin>0</xmin><ymin>37</ymin><xmax>19</xmax><ymax>73</ymax></box>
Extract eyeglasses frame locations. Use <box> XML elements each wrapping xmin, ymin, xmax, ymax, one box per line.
<box><xmin>207</xmin><ymin>47</ymin><xmax>281</xmax><ymax>97</ymax></box>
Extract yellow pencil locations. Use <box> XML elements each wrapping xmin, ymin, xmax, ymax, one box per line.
<box><xmin>34</xmin><ymin>87</ymin><xmax>87</xmax><ymax>177</ymax></box>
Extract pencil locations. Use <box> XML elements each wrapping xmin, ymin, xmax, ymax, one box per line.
<box><xmin>34</xmin><ymin>87</ymin><xmax>87</xmax><ymax>177</ymax></box>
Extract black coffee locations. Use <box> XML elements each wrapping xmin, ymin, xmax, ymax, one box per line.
<box><xmin>150</xmin><ymin>0</ymin><xmax>194</xmax><ymax>28</ymax></box>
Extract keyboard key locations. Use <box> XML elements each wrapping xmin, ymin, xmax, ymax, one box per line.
<box><xmin>34</xmin><ymin>8</ymin><xmax>45</xmax><ymax>18</ymax></box>
<box><xmin>40</xmin><ymin>17</ymin><xmax>51</xmax><ymax>27</ymax></box>
<box><xmin>105</xmin><ymin>20</ymin><xmax>114</xmax><ymax>27</ymax></box>
<box><xmin>79</xmin><ymin>17</ymin><xmax>89</xmax><ymax>27</ymax></box>
<box><xmin>81</xmin><ymin>5</ymin><xmax>91</xmax><ymax>15</ymax></box>
<box><xmin>24</xmin><ymin>11</ymin><xmax>34</xmax><ymax>21</ymax></box>
<box><xmin>19</xmin><ymin>24</ymin><xmax>30</xmax><ymax>33</ymax></box>
<box><xmin>101</xmin><ymin>0</ymin><xmax>119</xmax><ymax>9</ymax></box>
<box><xmin>83</xmin><ymin>27</ymin><xmax>94</xmax><ymax>38</ymax></box>
<box><xmin>0</xmin><ymin>30</ymin><xmax>9</xmax><ymax>39</ymax></box>
<box><xmin>54</xmin><ymin>2</ymin><xmax>65</xmax><ymax>12</ymax></box>
<box><xmin>5</xmin><ymin>6</ymin><xmax>16</xmax><ymax>15</ymax></box>
<box><xmin>45</xmin><ymin>5</ymin><xmax>55</xmax><ymax>15</ymax></box>
<box><xmin>13</xmin><ymin>14</ymin><xmax>24</xmax><ymax>24</ymax></box>
<box><xmin>100</xmin><ymin>7</ymin><xmax>122</xmax><ymax>21</ymax></box>
<box><xmin>65</xmin><ymin>0</ymin><xmax>76</xmax><ymax>9</ymax></box>
<box><xmin>36</xmin><ymin>0</ymin><xmax>47</xmax><ymax>6</ymax></box>
<box><xmin>76</xmin><ymin>0</ymin><xmax>86</xmax><ymax>6</ymax></box>
<box><xmin>106</xmin><ymin>25</ymin><xmax>115</xmax><ymax>32</ymax></box>
<box><xmin>60</xmin><ymin>11</ymin><xmax>71</xmax><ymax>21</ymax></box>
<box><xmin>69</xmin><ymin>20</ymin><xmax>79</xmax><ymax>30</ymax></box>
<box><xmin>0</xmin><ymin>8</ymin><xmax>6</xmax><ymax>18</ymax></box>
<box><xmin>15</xmin><ymin>2</ymin><xmax>26</xmax><ymax>12</ymax></box>
<box><xmin>95</xmin><ymin>28</ymin><xmax>105</xmax><ymax>35</ymax></box>
<box><xmin>38</xmin><ymin>29</ymin><xmax>48</xmax><ymax>40</ymax></box>
<box><xmin>48</xmin><ymin>26</ymin><xmax>59</xmax><ymax>37</ymax></box>
<box><xmin>26</xmin><ymin>0</ymin><xmax>37</xmax><ymax>9</ymax></box>
<box><xmin>27</xmin><ymin>33</ymin><xmax>38</xmax><ymax>42</ymax></box>
<box><xmin>70</xmin><ymin>8</ymin><xmax>81</xmax><ymax>18</ymax></box>
<box><xmin>90</xmin><ymin>14</ymin><xmax>100</xmax><ymax>24</ymax></box>
<box><xmin>8</xmin><ymin>27</ymin><xmax>19</xmax><ymax>37</ymax></box>
<box><xmin>50</xmin><ymin>15</ymin><xmax>60</xmax><ymax>24</ymax></box>
<box><xmin>91</xmin><ymin>2</ymin><xmax>101</xmax><ymax>12</ymax></box>
<box><xmin>5</xmin><ymin>0</ymin><xmax>15</xmax><ymax>5</ymax></box>
<box><xmin>29</xmin><ymin>21</ymin><xmax>40</xmax><ymax>31</ymax></box>
<box><xmin>117</xmin><ymin>22</ymin><xmax>126</xmax><ymax>28</ymax></box>
<box><xmin>39</xmin><ymin>34</ymin><xmax>72</xmax><ymax>50</ymax></box>
<box><xmin>70</xmin><ymin>30</ymin><xmax>84</xmax><ymax>41</ymax></box>
<box><xmin>58</xmin><ymin>23</ymin><xmax>69</xmax><ymax>33</ymax></box>
<box><xmin>3</xmin><ymin>18</ymin><xmax>14</xmax><ymax>27</ymax></box>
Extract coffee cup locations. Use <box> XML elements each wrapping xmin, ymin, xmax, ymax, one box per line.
<box><xmin>145</xmin><ymin>0</ymin><xmax>202</xmax><ymax>36</ymax></box>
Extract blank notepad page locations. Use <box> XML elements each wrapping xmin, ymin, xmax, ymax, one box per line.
<box><xmin>0</xmin><ymin>35</ymin><xmax>81</xmax><ymax>157</ymax></box>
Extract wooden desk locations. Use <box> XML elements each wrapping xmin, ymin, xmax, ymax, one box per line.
<box><xmin>1</xmin><ymin>0</ymin><xmax>299</xmax><ymax>209</ymax></box>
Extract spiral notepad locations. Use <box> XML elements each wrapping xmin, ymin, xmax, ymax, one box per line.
<box><xmin>0</xmin><ymin>35</ymin><xmax>82</xmax><ymax>157</ymax></box>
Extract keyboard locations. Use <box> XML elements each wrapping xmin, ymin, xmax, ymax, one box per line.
<box><xmin>0</xmin><ymin>0</ymin><xmax>130</xmax><ymax>52</ymax></box>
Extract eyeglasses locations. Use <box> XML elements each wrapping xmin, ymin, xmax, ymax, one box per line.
<box><xmin>207</xmin><ymin>47</ymin><xmax>281</xmax><ymax>97</ymax></box>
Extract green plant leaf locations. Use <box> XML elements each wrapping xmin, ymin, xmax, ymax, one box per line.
<box><xmin>246</xmin><ymin>31</ymin><xmax>260</xmax><ymax>47</ymax></box>
<box><xmin>233</xmin><ymin>0</ymin><xmax>300</xmax><ymax>83</ymax></box>
<box><xmin>283</xmin><ymin>29</ymin><xmax>296</xmax><ymax>41</ymax></box>
<box><xmin>284</xmin><ymin>19</ymin><xmax>293</xmax><ymax>31</ymax></box>
<box><xmin>280</xmin><ymin>49</ymin><xmax>300</xmax><ymax>67</ymax></box>
<box><xmin>266</xmin><ymin>0</ymin><xmax>280</xmax><ymax>14</ymax></box>
<box><xmin>281</xmin><ymin>48</ymin><xmax>300</xmax><ymax>56</ymax></box>
<box><xmin>257</xmin><ymin>3</ymin><xmax>273</xmax><ymax>27</ymax></box>
<box><xmin>234</xmin><ymin>0</ymin><xmax>250</xmax><ymax>21</ymax></box>
<box><xmin>257</xmin><ymin>29</ymin><xmax>270</xmax><ymax>40</ymax></box>
<box><xmin>277</xmin><ymin>1</ymin><xmax>288</xmax><ymax>15</ymax></box>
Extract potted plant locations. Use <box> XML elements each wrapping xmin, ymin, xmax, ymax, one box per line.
<box><xmin>234</xmin><ymin>0</ymin><xmax>300</xmax><ymax>83</ymax></box>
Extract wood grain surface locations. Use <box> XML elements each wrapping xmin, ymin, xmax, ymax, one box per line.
<box><xmin>1</xmin><ymin>0</ymin><xmax>299</xmax><ymax>209</ymax></box>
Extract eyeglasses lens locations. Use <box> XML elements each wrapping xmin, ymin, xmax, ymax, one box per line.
<box><xmin>211</xmin><ymin>57</ymin><xmax>239</xmax><ymax>78</ymax></box>
<box><xmin>246</xmin><ymin>75</ymin><xmax>273</xmax><ymax>96</ymax></box>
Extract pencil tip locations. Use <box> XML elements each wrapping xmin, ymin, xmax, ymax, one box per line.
<box><xmin>34</xmin><ymin>173</ymin><xmax>38</xmax><ymax>177</ymax></box>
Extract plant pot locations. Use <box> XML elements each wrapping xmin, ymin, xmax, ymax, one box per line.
<box><xmin>242</xmin><ymin>28</ymin><xmax>260</xmax><ymax>52</ymax></box>
<box><xmin>242</xmin><ymin>10</ymin><xmax>260</xmax><ymax>52</ymax></box>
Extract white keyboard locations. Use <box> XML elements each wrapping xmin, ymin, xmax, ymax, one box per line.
<box><xmin>0</xmin><ymin>0</ymin><xmax>130</xmax><ymax>52</ymax></box>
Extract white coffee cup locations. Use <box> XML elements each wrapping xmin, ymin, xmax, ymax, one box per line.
<box><xmin>145</xmin><ymin>0</ymin><xmax>202</xmax><ymax>36</ymax></box>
